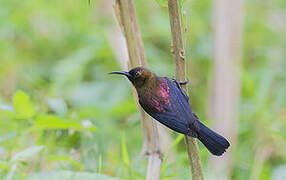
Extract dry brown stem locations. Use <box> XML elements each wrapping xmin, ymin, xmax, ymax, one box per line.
<box><xmin>167</xmin><ymin>0</ymin><xmax>204</xmax><ymax>179</ymax></box>
<box><xmin>114</xmin><ymin>0</ymin><xmax>162</xmax><ymax>179</ymax></box>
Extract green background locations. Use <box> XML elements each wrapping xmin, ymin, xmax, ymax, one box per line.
<box><xmin>0</xmin><ymin>0</ymin><xmax>285</xmax><ymax>179</ymax></box>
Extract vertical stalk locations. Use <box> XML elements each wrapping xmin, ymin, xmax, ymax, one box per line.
<box><xmin>167</xmin><ymin>0</ymin><xmax>204</xmax><ymax>179</ymax></box>
<box><xmin>209</xmin><ymin>0</ymin><xmax>243</xmax><ymax>179</ymax></box>
<box><xmin>114</xmin><ymin>0</ymin><xmax>162</xmax><ymax>179</ymax></box>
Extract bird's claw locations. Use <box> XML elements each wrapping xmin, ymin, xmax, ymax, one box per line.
<box><xmin>171</xmin><ymin>78</ymin><xmax>189</xmax><ymax>86</ymax></box>
<box><xmin>179</xmin><ymin>78</ymin><xmax>189</xmax><ymax>85</ymax></box>
<box><xmin>171</xmin><ymin>78</ymin><xmax>189</xmax><ymax>101</ymax></box>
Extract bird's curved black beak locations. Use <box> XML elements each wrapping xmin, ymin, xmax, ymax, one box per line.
<box><xmin>108</xmin><ymin>71</ymin><xmax>131</xmax><ymax>79</ymax></box>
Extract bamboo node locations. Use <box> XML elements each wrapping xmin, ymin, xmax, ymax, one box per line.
<box><xmin>179</xmin><ymin>50</ymin><xmax>185</xmax><ymax>60</ymax></box>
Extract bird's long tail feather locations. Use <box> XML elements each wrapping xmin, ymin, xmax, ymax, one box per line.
<box><xmin>196</xmin><ymin>120</ymin><xmax>230</xmax><ymax>156</ymax></box>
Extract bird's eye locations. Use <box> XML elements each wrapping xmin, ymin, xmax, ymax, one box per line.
<box><xmin>134</xmin><ymin>71</ymin><xmax>140</xmax><ymax>78</ymax></box>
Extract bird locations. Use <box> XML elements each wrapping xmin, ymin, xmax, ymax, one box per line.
<box><xmin>109</xmin><ymin>66</ymin><xmax>230</xmax><ymax>156</ymax></box>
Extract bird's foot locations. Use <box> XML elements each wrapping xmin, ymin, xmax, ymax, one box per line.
<box><xmin>171</xmin><ymin>78</ymin><xmax>189</xmax><ymax>86</ymax></box>
<box><xmin>171</xmin><ymin>78</ymin><xmax>189</xmax><ymax>101</ymax></box>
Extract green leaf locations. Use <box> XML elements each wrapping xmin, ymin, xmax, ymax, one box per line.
<box><xmin>13</xmin><ymin>91</ymin><xmax>35</xmax><ymax>119</ymax></box>
<box><xmin>11</xmin><ymin>146</ymin><xmax>44</xmax><ymax>162</ymax></box>
<box><xmin>155</xmin><ymin>0</ymin><xmax>167</xmax><ymax>7</ymax></box>
<box><xmin>163</xmin><ymin>173</ymin><xmax>179</xmax><ymax>179</ymax></box>
<box><xmin>161</xmin><ymin>134</ymin><xmax>184</xmax><ymax>176</ymax></box>
<box><xmin>0</xmin><ymin>161</ymin><xmax>10</xmax><ymax>170</ymax></box>
<box><xmin>32</xmin><ymin>115</ymin><xmax>83</xmax><ymax>131</ymax></box>
<box><xmin>98</xmin><ymin>154</ymin><xmax>102</xmax><ymax>173</ymax></box>
<box><xmin>170</xmin><ymin>134</ymin><xmax>184</xmax><ymax>150</ymax></box>
<box><xmin>121</xmin><ymin>134</ymin><xmax>130</xmax><ymax>168</ymax></box>
<box><xmin>178</xmin><ymin>0</ymin><xmax>185</xmax><ymax>7</ymax></box>
<box><xmin>0</xmin><ymin>109</ymin><xmax>14</xmax><ymax>119</ymax></box>
<box><xmin>26</xmin><ymin>171</ymin><xmax>120</xmax><ymax>180</ymax></box>
<box><xmin>47</xmin><ymin>155</ymin><xmax>83</xmax><ymax>170</ymax></box>
<box><xmin>160</xmin><ymin>157</ymin><xmax>169</xmax><ymax>177</ymax></box>
<box><xmin>31</xmin><ymin>115</ymin><xmax>96</xmax><ymax>132</ymax></box>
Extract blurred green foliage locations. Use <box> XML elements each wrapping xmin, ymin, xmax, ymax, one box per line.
<box><xmin>0</xmin><ymin>0</ymin><xmax>285</xmax><ymax>179</ymax></box>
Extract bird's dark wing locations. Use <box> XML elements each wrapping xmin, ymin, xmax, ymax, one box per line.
<box><xmin>139</xmin><ymin>77</ymin><xmax>198</xmax><ymax>137</ymax></box>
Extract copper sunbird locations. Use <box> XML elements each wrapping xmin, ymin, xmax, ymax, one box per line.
<box><xmin>109</xmin><ymin>66</ymin><xmax>230</xmax><ymax>156</ymax></box>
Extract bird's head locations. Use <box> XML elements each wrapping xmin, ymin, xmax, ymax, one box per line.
<box><xmin>109</xmin><ymin>66</ymin><xmax>155</xmax><ymax>88</ymax></box>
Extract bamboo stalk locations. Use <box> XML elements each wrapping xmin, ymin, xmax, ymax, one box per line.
<box><xmin>209</xmin><ymin>0</ymin><xmax>242</xmax><ymax>178</ymax></box>
<box><xmin>114</xmin><ymin>0</ymin><xmax>162</xmax><ymax>179</ymax></box>
<box><xmin>167</xmin><ymin>0</ymin><xmax>204</xmax><ymax>179</ymax></box>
